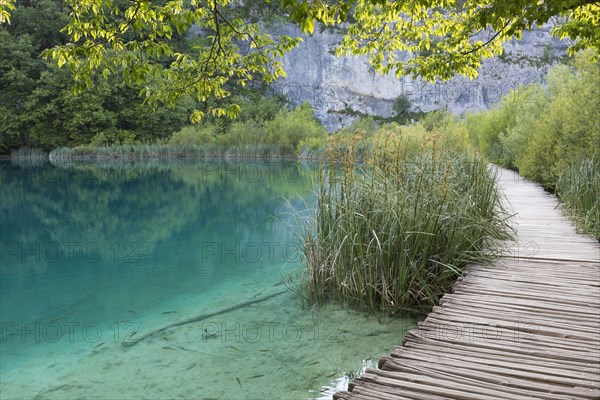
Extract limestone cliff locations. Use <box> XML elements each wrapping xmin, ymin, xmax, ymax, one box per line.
<box><xmin>270</xmin><ymin>23</ymin><xmax>571</xmax><ymax>130</ymax></box>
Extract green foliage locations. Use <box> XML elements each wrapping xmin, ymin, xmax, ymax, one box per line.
<box><xmin>169</xmin><ymin>125</ymin><xmax>218</xmax><ymax>146</ymax></box>
<box><xmin>420</xmin><ymin>110</ymin><xmax>454</xmax><ymax>132</ymax></box>
<box><xmin>22</xmin><ymin>65</ymin><xmax>117</xmax><ymax>147</ymax></box>
<box><xmin>7</xmin><ymin>0</ymin><xmax>69</xmax><ymax>51</ymax></box>
<box><xmin>466</xmin><ymin>96</ymin><xmax>522</xmax><ymax>168</ymax></box>
<box><xmin>229</xmin><ymin>0</ymin><xmax>288</xmax><ymax>26</ymax></box>
<box><xmin>0</xmin><ymin>0</ymin><xmax>194</xmax><ymax>154</ymax></box>
<box><xmin>340</xmin><ymin>116</ymin><xmax>380</xmax><ymax>137</ymax></box>
<box><xmin>392</xmin><ymin>95</ymin><xmax>411</xmax><ymax>117</ymax></box>
<box><xmin>0</xmin><ymin>29</ymin><xmax>40</xmax><ymax>151</ymax></box>
<box><xmin>51</xmin><ymin>101</ymin><xmax>328</xmax><ymax>158</ymax></box>
<box><xmin>391</xmin><ymin>95</ymin><xmax>426</xmax><ymax>125</ymax></box>
<box><xmin>40</xmin><ymin>0</ymin><xmax>302</xmax><ymax>120</ymax></box>
<box><xmin>10</xmin><ymin>146</ymin><xmax>47</xmax><ymax>161</ymax></box>
<box><xmin>556</xmin><ymin>157</ymin><xmax>600</xmax><ymax>240</ymax></box>
<box><xmin>467</xmin><ymin>50</ymin><xmax>599</xmax><ymax>238</ymax></box>
<box><xmin>168</xmin><ymin>101</ymin><xmax>328</xmax><ymax>155</ymax></box>
<box><xmin>0</xmin><ymin>0</ymin><xmax>15</xmax><ymax>24</ymax></box>
<box><xmin>468</xmin><ymin>50</ymin><xmax>599</xmax><ymax>189</ymax></box>
<box><xmin>332</xmin><ymin>0</ymin><xmax>599</xmax><ymax>81</ymax></box>
<box><xmin>264</xmin><ymin>102</ymin><xmax>327</xmax><ymax>151</ymax></box>
<box><xmin>301</xmin><ymin>129</ymin><xmax>511</xmax><ymax>312</ymax></box>
<box><xmin>2</xmin><ymin>0</ymin><xmax>595</xmax><ymax>122</ymax></box>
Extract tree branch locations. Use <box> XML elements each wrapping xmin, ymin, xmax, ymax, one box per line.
<box><xmin>460</xmin><ymin>19</ymin><xmax>511</xmax><ymax>56</ymax></box>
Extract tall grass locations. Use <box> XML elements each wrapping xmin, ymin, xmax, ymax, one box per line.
<box><xmin>556</xmin><ymin>158</ymin><xmax>600</xmax><ymax>240</ymax></box>
<box><xmin>9</xmin><ymin>147</ymin><xmax>48</xmax><ymax>167</ymax></box>
<box><xmin>301</xmin><ymin>132</ymin><xmax>512</xmax><ymax>313</ymax></box>
<box><xmin>48</xmin><ymin>143</ymin><xmax>324</xmax><ymax>161</ymax></box>
<box><xmin>10</xmin><ymin>147</ymin><xmax>47</xmax><ymax>160</ymax></box>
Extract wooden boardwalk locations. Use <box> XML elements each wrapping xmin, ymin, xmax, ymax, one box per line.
<box><xmin>334</xmin><ymin>168</ymin><xmax>600</xmax><ymax>400</ymax></box>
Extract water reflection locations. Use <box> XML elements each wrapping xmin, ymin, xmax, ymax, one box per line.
<box><xmin>0</xmin><ymin>159</ymin><xmax>416</xmax><ymax>400</ymax></box>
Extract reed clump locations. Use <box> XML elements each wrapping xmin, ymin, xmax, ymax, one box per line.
<box><xmin>301</xmin><ymin>128</ymin><xmax>512</xmax><ymax>313</ymax></box>
<box><xmin>48</xmin><ymin>144</ymin><xmax>309</xmax><ymax>161</ymax></box>
<box><xmin>556</xmin><ymin>157</ymin><xmax>600</xmax><ymax>240</ymax></box>
<box><xmin>9</xmin><ymin>147</ymin><xmax>48</xmax><ymax>167</ymax></box>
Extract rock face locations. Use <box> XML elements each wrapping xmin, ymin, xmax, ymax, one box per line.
<box><xmin>270</xmin><ymin>23</ymin><xmax>571</xmax><ymax>130</ymax></box>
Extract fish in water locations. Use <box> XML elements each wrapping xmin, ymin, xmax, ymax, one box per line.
<box><xmin>173</xmin><ymin>344</ymin><xmax>200</xmax><ymax>354</ymax></box>
<box><xmin>228</xmin><ymin>345</ymin><xmax>241</xmax><ymax>352</ymax></box>
<box><xmin>248</xmin><ymin>374</ymin><xmax>264</xmax><ymax>379</ymax></box>
<box><xmin>93</xmin><ymin>342</ymin><xmax>105</xmax><ymax>349</ymax></box>
<box><xmin>161</xmin><ymin>311</ymin><xmax>176</xmax><ymax>314</ymax></box>
<box><xmin>128</xmin><ymin>310</ymin><xmax>136</xmax><ymax>314</ymax></box>
<box><xmin>128</xmin><ymin>331</ymin><xmax>137</xmax><ymax>338</ymax></box>
<box><xmin>186</xmin><ymin>362</ymin><xmax>199</xmax><ymax>370</ymax></box>
<box><xmin>236</xmin><ymin>377</ymin><xmax>242</xmax><ymax>389</ymax></box>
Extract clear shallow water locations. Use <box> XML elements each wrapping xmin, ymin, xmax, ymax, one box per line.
<box><xmin>0</xmin><ymin>159</ymin><xmax>417</xmax><ymax>399</ymax></box>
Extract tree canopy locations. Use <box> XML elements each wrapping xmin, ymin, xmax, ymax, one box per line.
<box><xmin>1</xmin><ymin>0</ymin><xmax>598</xmax><ymax>120</ymax></box>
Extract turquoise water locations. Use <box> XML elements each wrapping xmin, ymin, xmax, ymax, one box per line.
<box><xmin>0</xmin><ymin>159</ymin><xmax>416</xmax><ymax>399</ymax></box>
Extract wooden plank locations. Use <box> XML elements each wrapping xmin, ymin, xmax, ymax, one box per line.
<box><xmin>333</xmin><ymin>167</ymin><xmax>600</xmax><ymax>400</ymax></box>
<box><xmin>439</xmin><ymin>299</ymin><xmax>600</xmax><ymax>328</ymax></box>
<box><xmin>441</xmin><ymin>293</ymin><xmax>600</xmax><ymax>316</ymax></box>
<box><xmin>432</xmin><ymin>307</ymin><xmax>600</xmax><ymax>337</ymax></box>
<box><xmin>437</xmin><ymin>308</ymin><xmax>600</xmax><ymax>335</ymax></box>
<box><xmin>378</xmin><ymin>358</ymin><xmax>595</xmax><ymax>399</ymax></box>
<box><xmin>414</xmin><ymin>319</ymin><xmax>600</xmax><ymax>353</ymax></box>
<box><xmin>348</xmin><ymin>383</ymin><xmax>449</xmax><ymax>400</ymax></box>
<box><xmin>403</xmin><ymin>330</ymin><xmax>600</xmax><ymax>364</ymax></box>
<box><xmin>403</xmin><ymin>341</ymin><xmax>600</xmax><ymax>373</ymax></box>
<box><xmin>419</xmin><ymin>315</ymin><xmax>600</xmax><ymax>347</ymax></box>
<box><xmin>388</xmin><ymin>348</ymin><xmax>600</xmax><ymax>384</ymax></box>
<box><xmin>356</xmin><ymin>371</ymin><xmax>525</xmax><ymax>400</ymax></box>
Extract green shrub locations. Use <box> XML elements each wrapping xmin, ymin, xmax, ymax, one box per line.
<box><xmin>169</xmin><ymin>125</ymin><xmax>218</xmax><ymax>146</ymax></box>
<box><xmin>54</xmin><ymin>102</ymin><xmax>327</xmax><ymax>159</ymax></box>
<box><xmin>264</xmin><ymin>102</ymin><xmax>328</xmax><ymax>151</ymax></box>
<box><xmin>342</xmin><ymin>116</ymin><xmax>380</xmax><ymax>137</ymax></box>
<box><xmin>421</xmin><ymin>110</ymin><xmax>453</xmax><ymax>132</ymax></box>
<box><xmin>556</xmin><ymin>158</ymin><xmax>600</xmax><ymax>240</ymax></box>
<box><xmin>89</xmin><ymin>129</ymin><xmax>138</xmax><ymax>146</ymax></box>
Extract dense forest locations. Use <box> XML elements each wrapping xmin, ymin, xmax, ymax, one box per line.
<box><xmin>0</xmin><ymin>0</ymin><xmax>198</xmax><ymax>153</ymax></box>
<box><xmin>0</xmin><ymin>0</ymin><xmax>308</xmax><ymax>154</ymax></box>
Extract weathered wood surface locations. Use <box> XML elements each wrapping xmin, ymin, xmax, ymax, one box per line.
<box><xmin>334</xmin><ymin>168</ymin><xmax>600</xmax><ymax>400</ymax></box>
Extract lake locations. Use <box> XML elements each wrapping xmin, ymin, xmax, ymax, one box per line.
<box><xmin>0</xmin><ymin>159</ymin><xmax>415</xmax><ymax>399</ymax></box>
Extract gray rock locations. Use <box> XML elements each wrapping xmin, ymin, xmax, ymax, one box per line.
<box><xmin>269</xmin><ymin>21</ymin><xmax>571</xmax><ymax>131</ymax></box>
